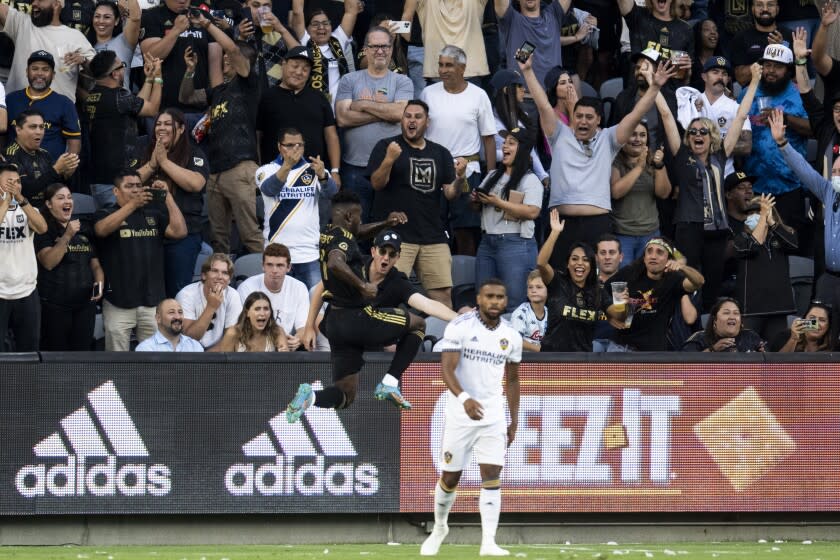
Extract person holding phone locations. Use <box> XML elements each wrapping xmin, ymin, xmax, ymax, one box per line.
<box><xmin>35</xmin><ymin>183</ymin><xmax>104</xmax><ymax>351</ymax></box>
<box><xmin>772</xmin><ymin>301</ymin><xmax>837</xmax><ymax>352</ymax></box>
<box><xmin>138</xmin><ymin>108</ymin><xmax>209</xmax><ymax>298</ymax></box>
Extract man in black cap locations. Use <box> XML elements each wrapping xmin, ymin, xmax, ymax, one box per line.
<box><xmin>690</xmin><ymin>56</ymin><xmax>752</xmax><ymax>175</ymax></box>
<box><xmin>256</xmin><ymin>46</ymin><xmax>340</xmax><ymax>184</ymax></box>
<box><xmin>368</xmin><ymin>98</ymin><xmax>465</xmax><ymax>309</ymax></box>
<box><xmin>5</xmin><ymin>51</ymin><xmax>81</xmax><ymax>161</ymax></box>
<box><xmin>608</xmin><ymin>47</ymin><xmax>677</xmax><ymax>149</ymax></box>
<box><xmin>721</xmin><ymin>170</ymin><xmax>758</xmax><ymax>296</ymax></box>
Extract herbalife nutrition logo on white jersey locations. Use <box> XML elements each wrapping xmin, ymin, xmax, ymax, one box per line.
<box><xmin>15</xmin><ymin>381</ymin><xmax>171</xmax><ymax>498</ymax></box>
<box><xmin>225</xmin><ymin>383</ymin><xmax>379</xmax><ymax>496</ymax></box>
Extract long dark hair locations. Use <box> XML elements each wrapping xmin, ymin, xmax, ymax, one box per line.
<box><xmin>617</xmin><ymin>120</ymin><xmax>651</xmax><ymax>168</ymax></box>
<box><xmin>478</xmin><ymin>135</ymin><xmax>534</xmax><ymax>202</ymax></box>
<box><xmin>492</xmin><ymin>83</ymin><xmax>532</xmax><ymax>133</ymax></box>
<box><xmin>702</xmin><ymin>297</ymin><xmax>742</xmax><ymax>346</ymax></box>
<box><xmin>693</xmin><ymin>19</ymin><xmax>723</xmax><ymax>59</ymax></box>
<box><xmin>236</xmin><ymin>291</ymin><xmax>283</xmax><ymax>351</ymax></box>
<box><xmin>42</xmin><ymin>183</ymin><xmax>71</xmax><ymax>229</ymax></box>
<box><xmin>796</xmin><ymin>302</ymin><xmax>837</xmax><ymax>352</ymax></box>
<box><xmin>143</xmin><ymin>108</ymin><xmax>191</xmax><ymax>179</ymax></box>
<box><xmin>86</xmin><ymin>1</ymin><xmax>124</xmax><ymax>45</ymax></box>
<box><xmin>544</xmin><ymin>66</ymin><xmax>575</xmax><ymax>109</ymax></box>
<box><xmin>559</xmin><ymin>241</ymin><xmax>601</xmax><ymax>308</ymax></box>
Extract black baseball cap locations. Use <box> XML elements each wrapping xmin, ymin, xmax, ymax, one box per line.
<box><xmin>499</xmin><ymin>127</ymin><xmax>533</xmax><ymax>147</ymax></box>
<box><xmin>703</xmin><ymin>55</ymin><xmax>731</xmax><ymax>73</ymax></box>
<box><xmin>724</xmin><ymin>170</ymin><xmax>758</xmax><ymax>192</ymax></box>
<box><xmin>374</xmin><ymin>230</ymin><xmax>401</xmax><ymax>252</ymax></box>
<box><xmin>284</xmin><ymin>46</ymin><xmax>312</xmax><ymax>65</ymax></box>
<box><xmin>28</xmin><ymin>50</ymin><xmax>55</xmax><ymax>69</ymax></box>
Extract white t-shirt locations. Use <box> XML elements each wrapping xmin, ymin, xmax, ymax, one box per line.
<box><xmin>421</xmin><ymin>82</ymin><xmax>496</xmax><ymax>177</ymax></box>
<box><xmin>547</xmin><ymin>124</ymin><xmax>622</xmax><ymax>209</ymax></box>
<box><xmin>256</xmin><ymin>161</ymin><xmax>325</xmax><ymax>264</ymax></box>
<box><xmin>301</xmin><ymin>27</ymin><xmax>354</xmax><ymax>104</ymax></box>
<box><xmin>700</xmin><ymin>92</ymin><xmax>751</xmax><ymax>177</ymax></box>
<box><xmin>2</xmin><ymin>8</ymin><xmax>96</xmax><ymax>102</ymax></box>
<box><xmin>0</xmin><ymin>199</ymin><xmax>38</xmax><ymax>300</ymax></box>
<box><xmin>176</xmin><ymin>282</ymin><xmax>243</xmax><ymax>348</ymax></box>
<box><xmin>0</xmin><ymin>81</ymin><xmax>6</xmax><ymax>108</ymax></box>
<box><xmin>510</xmin><ymin>301</ymin><xmax>547</xmax><ymax>347</ymax></box>
<box><xmin>237</xmin><ymin>273</ymin><xmax>309</xmax><ymax>334</ymax></box>
<box><xmin>437</xmin><ymin>310</ymin><xmax>522</xmax><ymax>426</ymax></box>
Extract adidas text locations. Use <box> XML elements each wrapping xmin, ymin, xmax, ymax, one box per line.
<box><xmin>15</xmin><ymin>455</ymin><xmax>171</xmax><ymax>497</ymax></box>
<box><xmin>224</xmin><ymin>456</ymin><xmax>378</xmax><ymax>496</ymax></box>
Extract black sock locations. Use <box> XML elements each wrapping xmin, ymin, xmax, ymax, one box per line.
<box><xmin>314</xmin><ymin>386</ymin><xmax>346</xmax><ymax>409</ymax></box>
<box><xmin>387</xmin><ymin>331</ymin><xmax>424</xmax><ymax>382</ymax></box>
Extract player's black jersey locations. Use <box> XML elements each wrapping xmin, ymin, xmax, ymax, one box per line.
<box><xmin>320</xmin><ymin>224</ymin><xmax>366</xmax><ymax>307</ymax></box>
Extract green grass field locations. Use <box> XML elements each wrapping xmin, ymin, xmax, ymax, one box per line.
<box><xmin>1</xmin><ymin>543</ymin><xmax>839</xmax><ymax>560</ymax></box>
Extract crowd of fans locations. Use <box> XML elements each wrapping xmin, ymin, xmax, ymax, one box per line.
<box><xmin>1</xmin><ymin>0</ymin><xmax>839</xmax><ymax>353</ymax></box>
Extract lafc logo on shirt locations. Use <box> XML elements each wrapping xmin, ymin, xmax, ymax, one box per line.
<box><xmin>146</xmin><ymin>216</ymin><xmax>157</xmax><ymax>226</ymax></box>
<box><xmin>409</xmin><ymin>158</ymin><xmax>435</xmax><ymax>193</ymax></box>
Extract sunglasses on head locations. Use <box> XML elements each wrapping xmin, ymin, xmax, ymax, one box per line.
<box><xmin>377</xmin><ymin>247</ymin><xmax>398</xmax><ymax>258</ymax></box>
<box><xmin>687</xmin><ymin>127</ymin><xmax>710</xmax><ymax>136</ymax></box>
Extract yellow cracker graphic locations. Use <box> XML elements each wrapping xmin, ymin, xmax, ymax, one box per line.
<box><xmin>693</xmin><ymin>386</ymin><xmax>795</xmax><ymax>492</ymax></box>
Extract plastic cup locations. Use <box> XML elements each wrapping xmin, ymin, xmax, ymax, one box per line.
<box><xmin>611</xmin><ymin>281</ymin><xmax>628</xmax><ymax>306</ymax></box>
<box><xmin>56</xmin><ymin>46</ymin><xmax>70</xmax><ymax>73</ymax></box>
<box><xmin>257</xmin><ymin>6</ymin><xmax>272</xmax><ymax>33</ymax></box>
<box><xmin>758</xmin><ymin>97</ymin><xmax>772</xmax><ymax>111</ymax></box>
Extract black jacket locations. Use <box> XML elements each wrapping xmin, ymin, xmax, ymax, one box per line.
<box><xmin>732</xmin><ymin>225</ymin><xmax>798</xmax><ymax>316</ymax></box>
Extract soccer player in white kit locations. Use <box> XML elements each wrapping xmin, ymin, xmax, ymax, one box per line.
<box><xmin>421</xmin><ymin>278</ymin><xmax>522</xmax><ymax>557</ymax></box>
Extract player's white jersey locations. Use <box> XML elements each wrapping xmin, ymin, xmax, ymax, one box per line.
<box><xmin>437</xmin><ymin>310</ymin><xmax>522</xmax><ymax>426</ymax></box>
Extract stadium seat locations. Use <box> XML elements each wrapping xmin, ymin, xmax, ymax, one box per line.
<box><xmin>789</xmin><ymin>255</ymin><xmax>814</xmax><ymax>317</ymax></box>
<box><xmin>233</xmin><ymin>253</ymin><xmax>264</xmax><ymax>286</ymax></box>
<box><xmin>192</xmin><ymin>242</ymin><xmax>214</xmax><ymax>282</ymax></box>
<box><xmin>807</xmin><ymin>138</ymin><xmax>818</xmax><ymax>163</ymax></box>
<box><xmin>71</xmin><ymin>193</ymin><xmax>96</xmax><ymax>217</ymax></box>
<box><xmin>580</xmin><ymin>80</ymin><xmax>599</xmax><ymax>99</ymax></box>
<box><xmin>451</xmin><ymin>255</ymin><xmax>476</xmax><ymax>310</ymax></box>
<box><xmin>599</xmin><ymin>77</ymin><xmax>622</xmax><ymax>122</ymax></box>
<box><xmin>423</xmin><ymin>316</ymin><xmax>449</xmax><ymax>350</ymax></box>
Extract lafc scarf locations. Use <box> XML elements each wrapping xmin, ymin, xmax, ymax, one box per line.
<box><xmin>308</xmin><ymin>36</ymin><xmax>349</xmax><ymax>101</ymax></box>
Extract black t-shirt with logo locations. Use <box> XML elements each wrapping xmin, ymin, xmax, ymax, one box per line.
<box><xmin>61</xmin><ymin>0</ymin><xmax>94</xmax><ymax>35</ymax></box>
<box><xmin>256</xmin><ymin>85</ymin><xmax>336</xmax><ymax>165</ymax></box>
<box><xmin>624</xmin><ymin>5</ymin><xmax>694</xmax><ymax>59</ymax></box>
<box><xmin>320</xmin><ymin>224</ymin><xmax>366</xmax><ymax>308</ymax></box>
<box><xmin>207</xmin><ymin>71</ymin><xmax>260</xmax><ymax>173</ymax></box>
<box><xmin>140</xmin><ymin>5</ymin><xmax>213</xmax><ymax>111</ymax></box>
<box><xmin>367</xmin><ymin>135</ymin><xmax>455</xmax><ymax>245</ymax></box>
<box><xmin>85</xmin><ymin>85</ymin><xmax>145</xmax><ymax>184</ymax></box>
<box><xmin>730</xmin><ymin>27</ymin><xmax>795</xmax><ymax>69</ymax></box>
<box><xmin>94</xmin><ymin>203</ymin><xmax>169</xmax><ymax>308</ymax></box>
<box><xmin>165</xmin><ymin>146</ymin><xmax>210</xmax><ymax>234</ymax></box>
<box><xmin>542</xmin><ymin>272</ymin><xmax>601</xmax><ymax>352</ymax></box>
<box><xmin>606</xmin><ymin>267</ymin><xmax>686</xmax><ymax>351</ymax></box>
<box><xmin>4</xmin><ymin>143</ymin><xmax>61</xmax><ymax>205</ymax></box>
<box><xmin>34</xmin><ymin>218</ymin><xmax>97</xmax><ymax>307</ymax></box>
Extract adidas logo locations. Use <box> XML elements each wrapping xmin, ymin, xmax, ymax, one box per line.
<box><xmin>15</xmin><ymin>381</ymin><xmax>171</xmax><ymax>498</ymax></box>
<box><xmin>225</xmin><ymin>383</ymin><xmax>379</xmax><ymax>497</ymax></box>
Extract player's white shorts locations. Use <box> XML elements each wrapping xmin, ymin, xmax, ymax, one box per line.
<box><xmin>438</xmin><ymin>419</ymin><xmax>507</xmax><ymax>471</ymax></box>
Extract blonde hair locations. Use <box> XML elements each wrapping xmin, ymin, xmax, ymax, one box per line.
<box><xmin>683</xmin><ymin>117</ymin><xmax>722</xmax><ymax>154</ymax></box>
<box><xmin>527</xmin><ymin>269</ymin><xmax>543</xmax><ymax>283</ymax></box>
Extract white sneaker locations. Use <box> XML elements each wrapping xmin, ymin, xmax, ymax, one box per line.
<box><xmin>479</xmin><ymin>543</ymin><xmax>510</xmax><ymax>556</ymax></box>
<box><xmin>420</xmin><ymin>525</ymin><xmax>449</xmax><ymax>556</ymax></box>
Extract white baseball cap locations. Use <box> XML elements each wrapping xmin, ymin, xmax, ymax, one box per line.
<box><xmin>760</xmin><ymin>44</ymin><xmax>793</xmax><ymax>65</ymax></box>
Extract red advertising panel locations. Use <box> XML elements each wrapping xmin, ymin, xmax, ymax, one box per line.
<box><xmin>400</xmin><ymin>362</ymin><xmax>840</xmax><ymax>512</ymax></box>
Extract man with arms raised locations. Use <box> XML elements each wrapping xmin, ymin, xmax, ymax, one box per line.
<box><xmin>420</xmin><ymin>278</ymin><xmax>521</xmax><ymax>557</ymax></box>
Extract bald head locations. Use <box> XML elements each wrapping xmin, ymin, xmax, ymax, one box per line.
<box><xmin>156</xmin><ymin>299</ymin><xmax>184</xmax><ymax>336</ymax></box>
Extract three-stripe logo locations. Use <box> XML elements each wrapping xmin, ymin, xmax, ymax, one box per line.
<box><xmin>15</xmin><ymin>381</ymin><xmax>172</xmax><ymax>498</ymax></box>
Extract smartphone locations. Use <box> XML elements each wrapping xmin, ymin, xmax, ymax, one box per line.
<box><xmin>391</xmin><ymin>20</ymin><xmax>411</xmax><ymax>33</ymax></box>
<box><xmin>147</xmin><ymin>188</ymin><xmax>167</xmax><ymax>203</ymax></box>
<box><xmin>801</xmin><ymin>318</ymin><xmax>820</xmax><ymax>331</ymax></box>
<box><xmin>92</xmin><ymin>282</ymin><xmax>102</xmax><ymax>299</ymax></box>
<box><xmin>240</xmin><ymin>5</ymin><xmax>253</xmax><ymax>22</ymax></box>
<box><xmin>188</xmin><ymin>7</ymin><xmax>203</xmax><ymax>18</ymax></box>
<box><xmin>515</xmin><ymin>41</ymin><xmax>536</xmax><ymax>63</ymax></box>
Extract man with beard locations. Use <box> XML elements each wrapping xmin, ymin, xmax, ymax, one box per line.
<box><xmin>729</xmin><ymin>0</ymin><xmax>793</xmax><ymax>87</ymax></box>
<box><xmin>687</xmin><ymin>56</ymin><xmax>752</xmax><ymax>176</ymax></box>
<box><xmin>4</xmin><ymin>109</ymin><xmax>78</xmax><ymax>205</ymax></box>
<box><xmin>617</xmin><ymin>0</ymin><xmax>693</xmax><ymax>76</ymax></box>
<box><xmin>6</xmin><ymin>50</ymin><xmax>81</xmax><ymax>161</ymax></box>
<box><xmin>176</xmin><ymin>253</ymin><xmax>243</xmax><ymax>350</ymax></box>
<box><xmin>0</xmin><ymin>0</ymin><xmax>95</xmax><ymax>102</ymax></box>
<box><xmin>135</xmin><ymin>298</ymin><xmax>204</xmax><ymax>351</ymax></box>
<box><xmin>608</xmin><ymin>47</ymin><xmax>676</xmax><ymax>150</ymax></box>
<box><xmin>739</xmin><ymin>44</ymin><xmax>810</xmax><ymax>230</ymax></box>
<box><xmin>368</xmin><ymin>99</ymin><xmax>463</xmax><ymax>308</ymax></box>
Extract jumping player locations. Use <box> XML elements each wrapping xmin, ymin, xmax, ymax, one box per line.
<box><xmin>421</xmin><ymin>278</ymin><xmax>522</xmax><ymax>557</ymax></box>
<box><xmin>285</xmin><ymin>190</ymin><xmax>423</xmax><ymax>422</ymax></box>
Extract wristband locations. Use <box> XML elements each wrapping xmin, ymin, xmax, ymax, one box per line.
<box><xmin>330</xmin><ymin>168</ymin><xmax>339</xmax><ymax>173</ymax></box>
<box><xmin>457</xmin><ymin>391</ymin><xmax>471</xmax><ymax>404</ymax></box>
<box><xmin>795</xmin><ymin>57</ymin><xmax>808</xmax><ymax>66</ymax></box>
<box><xmin>18</xmin><ymin>198</ymin><xmax>30</xmax><ymax>208</ymax></box>
<box><xmin>653</xmin><ymin>162</ymin><xmax>665</xmax><ymax>169</ymax></box>
<box><xmin>154</xmin><ymin>77</ymin><xmax>164</xmax><ymax>84</ymax></box>
<box><xmin>776</xmin><ymin>139</ymin><xmax>789</xmax><ymax>148</ymax></box>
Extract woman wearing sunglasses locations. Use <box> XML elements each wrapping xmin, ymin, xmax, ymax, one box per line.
<box><xmin>658</xmin><ymin>62</ymin><xmax>760</xmax><ymax>311</ymax></box>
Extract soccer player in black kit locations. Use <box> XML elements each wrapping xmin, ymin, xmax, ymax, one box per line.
<box><xmin>285</xmin><ymin>191</ymin><xmax>426</xmax><ymax>422</ymax></box>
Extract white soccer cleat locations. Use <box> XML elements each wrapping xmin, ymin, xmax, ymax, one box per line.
<box><xmin>479</xmin><ymin>543</ymin><xmax>510</xmax><ymax>556</ymax></box>
<box><xmin>420</xmin><ymin>525</ymin><xmax>449</xmax><ymax>556</ymax></box>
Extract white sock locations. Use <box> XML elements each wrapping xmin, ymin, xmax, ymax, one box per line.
<box><xmin>479</xmin><ymin>488</ymin><xmax>501</xmax><ymax>544</ymax></box>
<box><xmin>382</xmin><ymin>373</ymin><xmax>400</xmax><ymax>387</ymax></box>
<box><xmin>434</xmin><ymin>481</ymin><xmax>457</xmax><ymax>528</ymax></box>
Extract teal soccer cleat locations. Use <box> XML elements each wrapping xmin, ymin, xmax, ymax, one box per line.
<box><xmin>374</xmin><ymin>382</ymin><xmax>412</xmax><ymax>410</ymax></box>
<box><xmin>285</xmin><ymin>383</ymin><xmax>315</xmax><ymax>423</ymax></box>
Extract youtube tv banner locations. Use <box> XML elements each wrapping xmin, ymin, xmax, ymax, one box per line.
<box><xmin>399</xmin><ymin>361</ymin><xmax>840</xmax><ymax>512</ymax></box>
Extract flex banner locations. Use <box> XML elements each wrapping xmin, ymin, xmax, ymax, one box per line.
<box><xmin>399</xmin><ymin>362</ymin><xmax>840</xmax><ymax>512</ymax></box>
<box><xmin>0</xmin><ymin>359</ymin><xmax>400</xmax><ymax>514</ymax></box>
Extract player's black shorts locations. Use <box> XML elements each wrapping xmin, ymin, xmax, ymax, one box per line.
<box><xmin>322</xmin><ymin>305</ymin><xmax>412</xmax><ymax>381</ymax></box>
